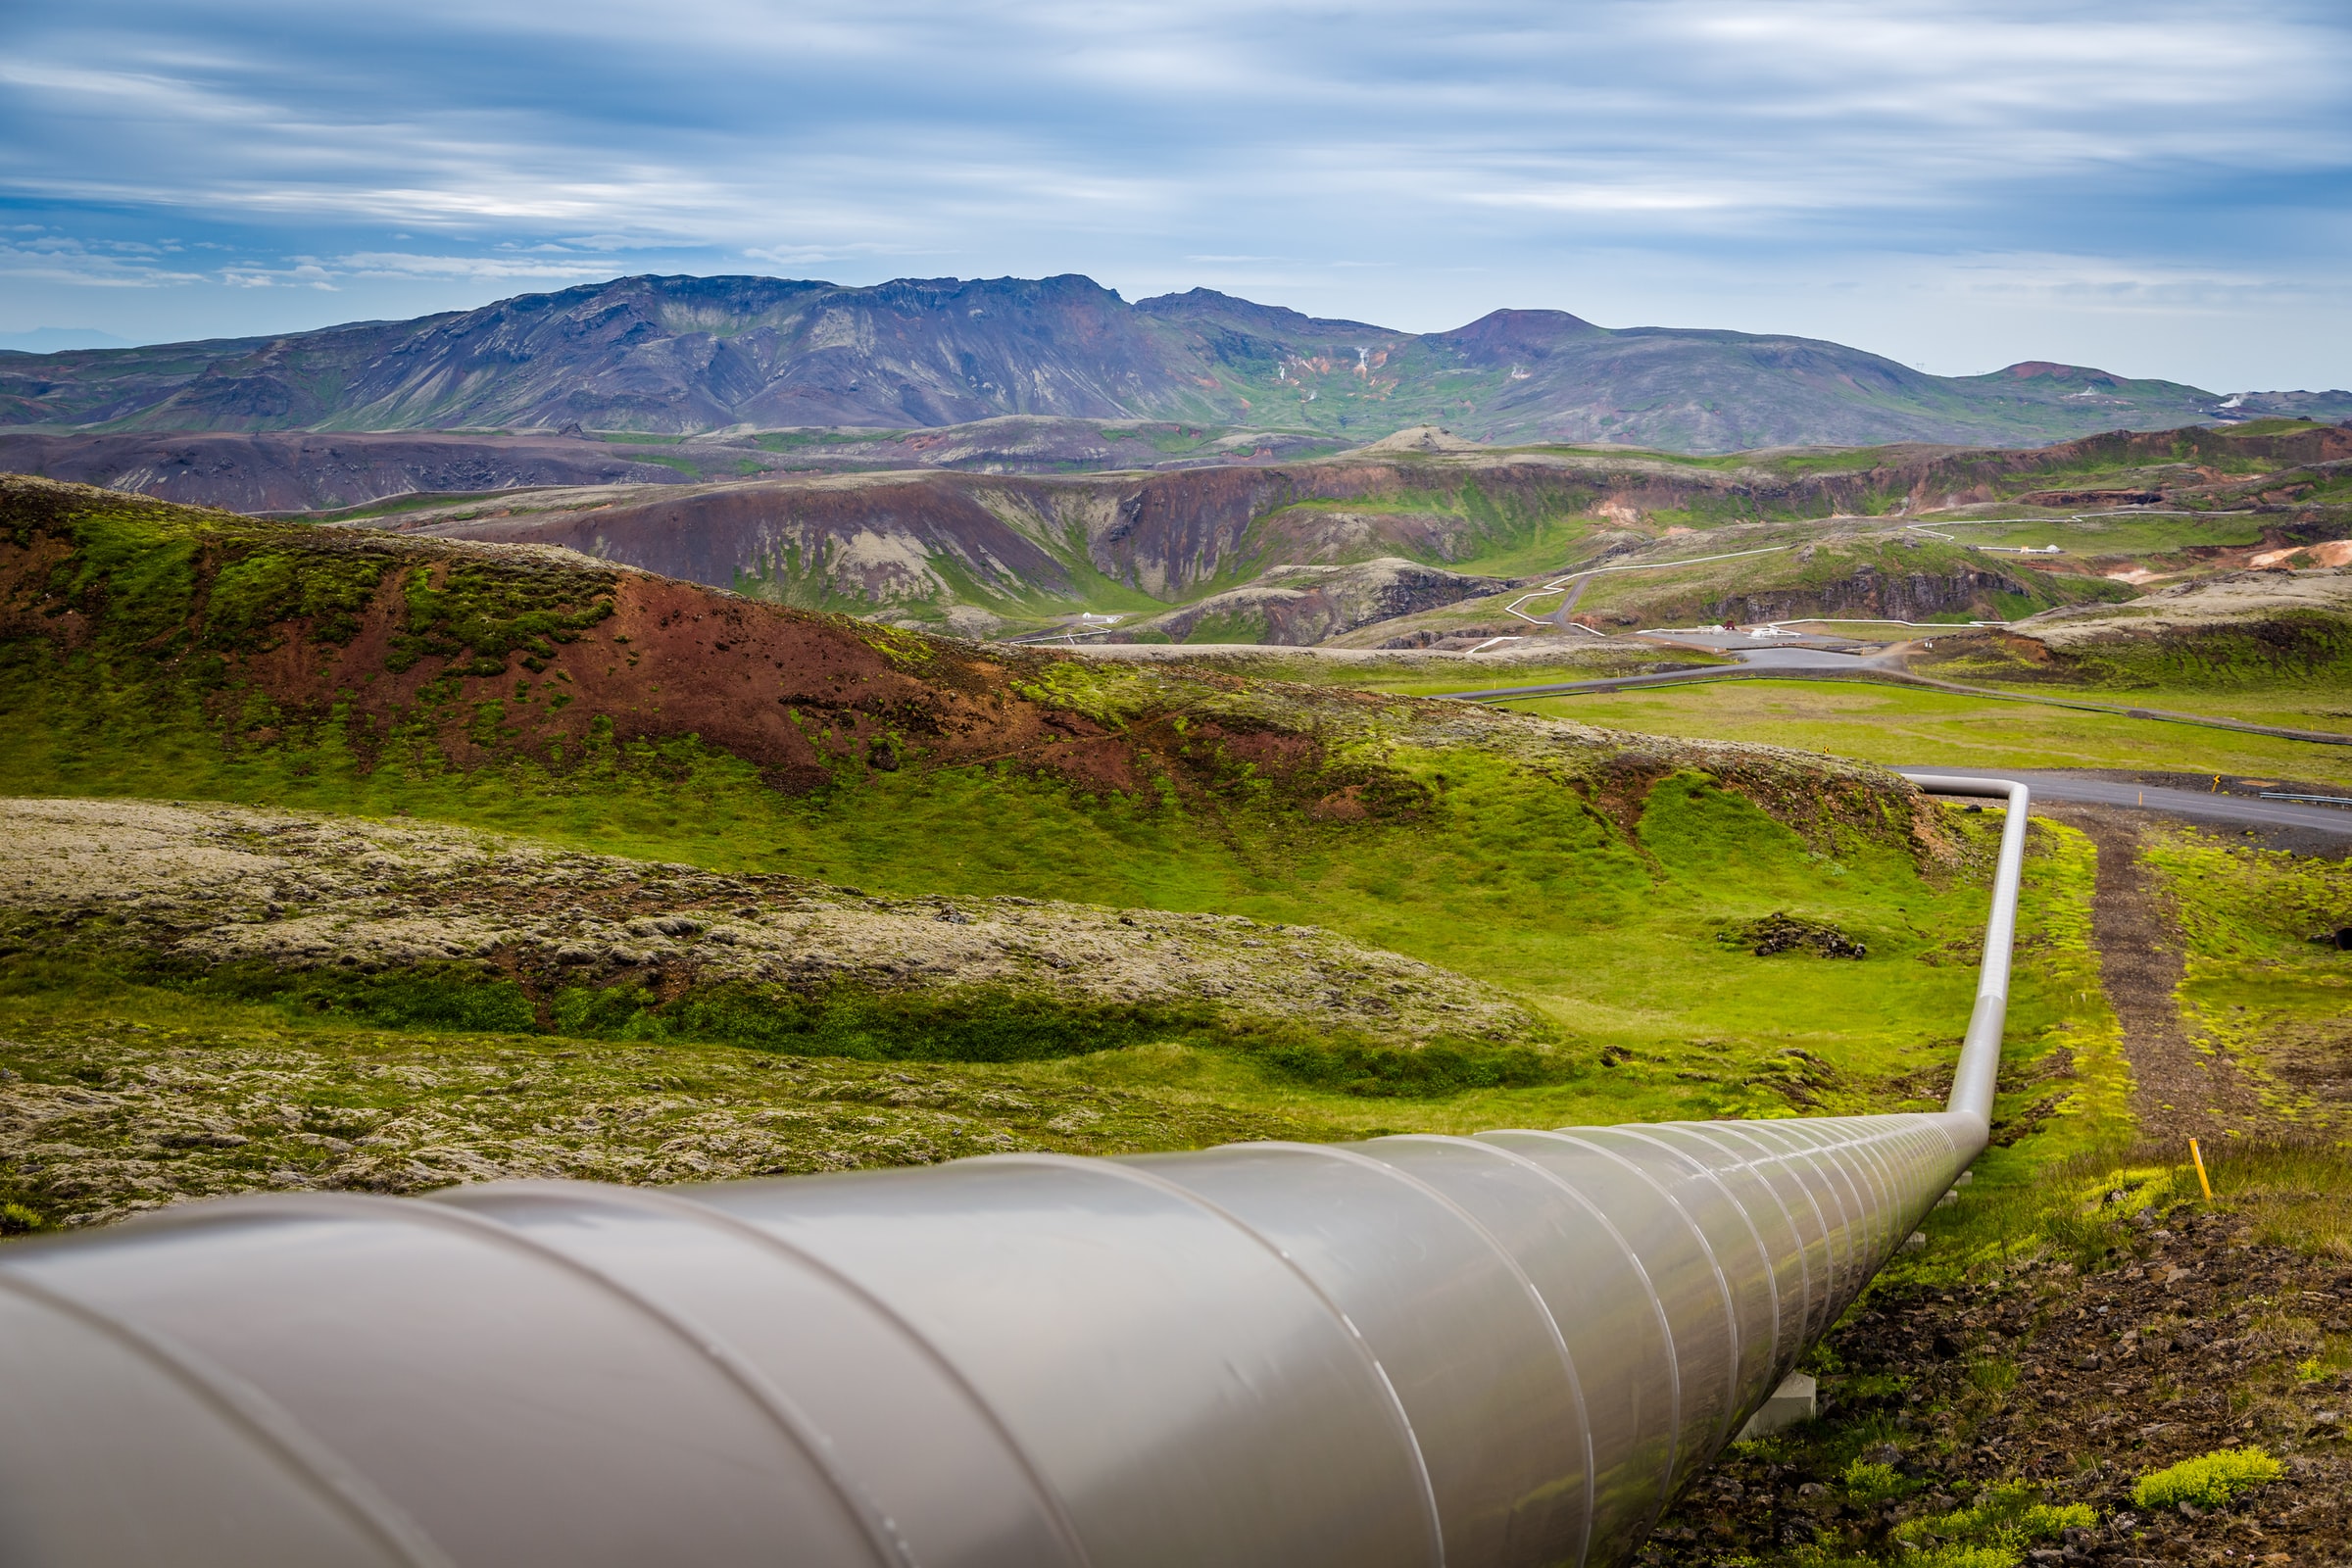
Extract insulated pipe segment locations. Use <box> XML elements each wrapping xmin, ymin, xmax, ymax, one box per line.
<box><xmin>0</xmin><ymin>779</ymin><xmax>2029</xmax><ymax>1568</ymax></box>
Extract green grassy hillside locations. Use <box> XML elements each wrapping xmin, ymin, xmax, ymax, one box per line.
<box><xmin>1503</xmin><ymin>679</ymin><xmax>2352</xmax><ymax>788</ymax></box>
<box><xmin>0</xmin><ymin>475</ymin><xmax>2119</xmax><ymax>1229</ymax></box>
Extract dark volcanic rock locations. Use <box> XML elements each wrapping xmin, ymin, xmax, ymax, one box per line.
<box><xmin>1720</xmin><ymin>911</ymin><xmax>1868</xmax><ymax>958</ymax></box>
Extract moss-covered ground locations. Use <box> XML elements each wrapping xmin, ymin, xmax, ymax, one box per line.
<box><xmin>0</xmin><ymin>481</ymin><xmax>2095</xmax><ymax>1160</ymax></box>
<box><xmin>0</xmin><ymin>660</ymin><xmax>2074</xmax><ymax>1105</ymax></box>
<box><xmin>0</xmin><ymin>799</ymin><xmax>2115</xmax><ymax>1234</ymax></box>
<box><xmin>2145</xmin><ymin>831</ymin><xmax>2352</xmax><ymax>1140</ymax></box>
<box><xmin>0</xmin><ymin>476</ymin><xmax>2171</xmax><ymax>1236</ymax></box>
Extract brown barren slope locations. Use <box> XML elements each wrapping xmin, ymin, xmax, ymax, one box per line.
<box><xmin>0</xmin><ymin>474</ymin><xmax>1936</xmax><ymax>837</ymax></box>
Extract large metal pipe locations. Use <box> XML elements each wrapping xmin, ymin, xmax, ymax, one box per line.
<box><xmin>0</xmin><ymin>777</ymin><xmax>2032</xmax><ymax>1568</ymax></box>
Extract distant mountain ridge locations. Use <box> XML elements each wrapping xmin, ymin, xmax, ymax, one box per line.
<box><xmin>3</xmin><ymin>272</ymin><xmax>2345</xmax><ymax>454</ymax></box>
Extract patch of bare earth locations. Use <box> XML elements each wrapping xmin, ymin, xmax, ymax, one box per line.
<box><xmin>1641</xmin><ymin>1215</ymin><xmax>2352</xmax><ymax>1568</ymax></box>
<box><xmin>2046</xmin><ymin>804</ymin><xmax>2268</xmax><ymax>1149</ymax></box>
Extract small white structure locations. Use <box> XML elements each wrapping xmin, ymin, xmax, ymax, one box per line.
<box><xmin>1736</xmin><ymin>1371</ymin><xmax>1817</xmax><ymax>1441</ymax></box>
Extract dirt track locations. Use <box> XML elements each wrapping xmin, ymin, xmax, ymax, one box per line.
<box><xmin>2046</xmin><ymin>803</ymin><xmax>2270</xmax><ymax>1149</ymax></box>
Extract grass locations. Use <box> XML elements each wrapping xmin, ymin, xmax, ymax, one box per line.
<box><xmin>1918</xmin><ymin>608</ymin><xmax>2352</xmax><ymax>703</ymax></box>
<box><xmin>1984</xmin><ymin>681</ymin><xmax>2352</xmax><ymax>737</ymax></box>
<box><xmin>1910</xmin><ymin>514</ymin><xmax>2266</xmax><ymax>555</ymax></box>
<box><xmin>1342</xmin><ymin>659</ymin><xmax>1730</xmax><ymax>697</ymax></box>
<box><xmin>1223</xmin><ymin>481</ymin><xmax>1609</xmax><ymax>588</ymax></box>
<box><xmin>1501</xmin><ymin>679</ymin><xmax>2352</xmax><ymax>789</ymax></box>
<box><xmin>1887</xmin><ymin>1482</ymin><xmax>2093</xmax><ymax>1555</ymax></box>
<box><xmin>0</xmin><ymin>795</ymin><xmax>2110</xmax><ymax>1234</ymax></box>
<box><xmin>1885</xmin><ymin>1139</ymin><xmax>2352</xmax><ymax>1302</ymax></box>
<box><xmin>6</xmin><ymin>475</ymin><xmax>2307</xmax><ymax>1262</ymax></box>
<box><xmin>2144</xmin><ymin>830</ymin><xmax>2352</xmax><ymax>1136</ymax></box>
<box><xmin>1556</xmin><ymin>534</ymin><xmax>2132</xmax><ymax>628</ymax></box>
<box><xmin>2131</xmin><ymin>1448</ymin><xmax>2283</xmax><ymax>1511</ymax></box>
<box><xmin>0</xmin><ymin>479</ymin><xmax>2139</xmax><ymax>1236</ymax></box>
<box><xmin>1837</xmin><ymin>814</ymin><xmax>2352</xmax><ymax>1294</ymax></box>
<box><xmin>0</xmin><ymin>649</ymin><xmax>2090</xmax><ymax>1130</ymax></box>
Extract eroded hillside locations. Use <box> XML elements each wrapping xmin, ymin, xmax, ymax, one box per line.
<box><xmin>282</xmin><ymin>419</ymin><xmax>2344</xmax><ymax>645</ymax></box>
<box><xmin>0</xmin><ymin>474</ymin><xmax>1937</xmax><ymax>822</ymax></box>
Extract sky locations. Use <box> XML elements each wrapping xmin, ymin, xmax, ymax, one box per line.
<box><xmin>3</xmin><ymin>0</ymin><xmax>2348</xmax><ymax>390</ymax></box>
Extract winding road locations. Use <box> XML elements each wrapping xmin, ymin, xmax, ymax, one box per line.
<box><xmin>1895</xmin><ymin>767</ymin><xmax>2352</xmax><ymax>837</ymax></box>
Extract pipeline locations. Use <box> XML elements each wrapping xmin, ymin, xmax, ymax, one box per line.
<box><xmin>0</xmin><ymin>777</ymin><xmax>2032</xmax><ymax>1568</ymax></box>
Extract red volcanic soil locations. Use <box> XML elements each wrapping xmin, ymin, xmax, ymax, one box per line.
<box><xmin>335</xmin><ymin>569</ymin><xmax>1384</xmax><ymax>805</ymax></box>
<box><xmin>0</xmin><ymin>477</ymin><xmax>1408</xmax><ymax>810</ymax></box>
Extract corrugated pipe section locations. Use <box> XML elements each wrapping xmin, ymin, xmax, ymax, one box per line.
<box><xmin>0</xmin><ymin>777</ymin><xmax>2030</xmax><ymax>1568</ymax></box>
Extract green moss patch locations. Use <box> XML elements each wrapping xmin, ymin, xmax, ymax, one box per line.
<box><xmin>2132</xmin><ymin>1447</ymin><xmax>2283</xmax><ymax>1511</ymax></box>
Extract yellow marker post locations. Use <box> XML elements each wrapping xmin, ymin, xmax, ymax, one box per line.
<box><xmin>2189</xmin><ymin>1137</ymin><xmax>2214</xmax><ymax>1200</ymax></box>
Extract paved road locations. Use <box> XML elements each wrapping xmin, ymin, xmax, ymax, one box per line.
<box><xmin>1897</xmin><ymin>767</ymin><xmax>2352</xmax><ymax>837</ymax></box>
<box><xmin>1432</xmin><ymin>646</ymin><xmax>1881</xmax><ymax>700</ymax></box>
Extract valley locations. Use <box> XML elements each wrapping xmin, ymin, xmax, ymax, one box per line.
<box><xmin>7</xmin><ymin>411</ymin><xmax>2352</xmax><ymax>1568</ymax></box>
<box><xmin>39</xmin><ymin>415</ymin><xmax>2317</xmax><ymax>653</ymax></box>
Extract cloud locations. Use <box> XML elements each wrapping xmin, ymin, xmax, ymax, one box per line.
<box><xmin>0</xmin><ymin>231</ymin><xmax>208</xmax><ymax>288</ymax></box>
<box><xmin>0</xmin><ymin>1</ymin><xmax>2344</xmax><ymax>383</ymax></box>
<box><xmin>329</xmin><ymin>252</ymin><xmax>631</xmax><ymax>281</ymax></box>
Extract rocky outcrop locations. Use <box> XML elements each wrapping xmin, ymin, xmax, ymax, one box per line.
<box><xmin>1714</xmin><ymin>564</ymin><xmax>2038</xmax><ymax>625</ymax></box>
<box><xmin>2013</xmin><ymin>565</ymin><xmax>2352</xmax><ymax>649</ymax></box>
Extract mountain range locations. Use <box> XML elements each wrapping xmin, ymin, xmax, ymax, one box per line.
<box><xmin>6</xmin><ymin>273</ymin><xmax>2346</xmax><ymax>455</ymax></box>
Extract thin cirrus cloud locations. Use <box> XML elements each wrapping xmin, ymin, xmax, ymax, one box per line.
<box><xmin>0</xmin><ymin>0</ymin><xmax>2346</xmax><ymax>387</ymax></box>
